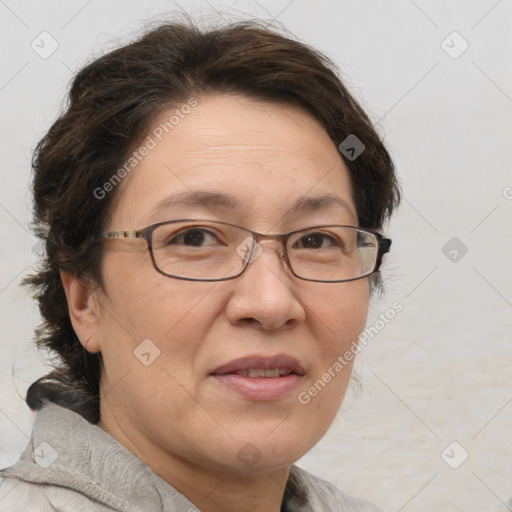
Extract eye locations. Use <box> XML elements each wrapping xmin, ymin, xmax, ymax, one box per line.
<box><xmin>169</xmin><ymin>228</ymin><xmax>219</xmax><ymax>247</ymax></box>
<box><xmin>293</xmin><ymin>232</ymin><xmax>339</xmax><ymax>249</ymax></box>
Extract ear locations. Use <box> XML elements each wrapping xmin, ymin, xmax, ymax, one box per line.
<box><xmin>60</xmin><ymin>271</ymin><xmax>102</xmax><ymax>354</ymax></box>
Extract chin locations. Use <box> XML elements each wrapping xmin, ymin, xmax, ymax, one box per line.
<box><xmin>221</xmin><ymin>426</ymin><xmax>321</xmax><ymax>473</ymax></box>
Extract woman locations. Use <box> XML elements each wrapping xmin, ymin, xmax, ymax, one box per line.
<box><xmin>0</xmin><ymin>19</ymin><xmax>399</xmax><ymax>512</ymax></box>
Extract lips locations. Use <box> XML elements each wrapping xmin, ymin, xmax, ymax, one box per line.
<box><xmin>211</xmin><ymin>355</ymin><xmax>305</xmax><ymax>377</ymax></box>
<box><xmin>210</xmin><ymin>355</ymin><xmax>305</xmax><ymax>401</ymax></box>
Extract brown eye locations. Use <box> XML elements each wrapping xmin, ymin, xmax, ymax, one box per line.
<box><xmin>294</xmin><ymin>232</ymin><xmax>338</xmax><ymax>249</ymax></box>
<box><xmin>168</xmin><ymin>228</ymin><xmax>218</xmax><ymax>247</ymax></box>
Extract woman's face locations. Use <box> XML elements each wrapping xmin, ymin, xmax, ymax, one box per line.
<box><xmin>87</xmin><ymin>93</ymin><xmax>369</xmax><ymax>475</ymax></box>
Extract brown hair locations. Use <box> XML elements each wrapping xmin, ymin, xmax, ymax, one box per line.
<box><xmin>24</xmin><ymin>19</ymin><xmax>400</xmax><ymax>423</ymax></box>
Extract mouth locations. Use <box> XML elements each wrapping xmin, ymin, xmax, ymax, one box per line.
<box><xmin>211</xmin><ymin>355</ymin><xmax>305</xmax><ymax>377</ymax></box>
<box><xmin>210</xmin><ymin>355</ymin><xmax>305</xmax><ymax>401</ymax></box>
<box><xmin>229</xmin><ymin>368</ymin><xmax>295</xmax><ymax>378</ymax></box>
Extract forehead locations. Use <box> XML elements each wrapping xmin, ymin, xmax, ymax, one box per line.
<box><xmin>109</xmin><ymin>93</ymin><xmax>356</xmax><ymax>228</ymax></box>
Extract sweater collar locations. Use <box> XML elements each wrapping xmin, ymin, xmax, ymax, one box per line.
<box><xmin>5</xmin><ymin>402</ymin><xmax>306</xmax><ymax>511</ymax></box>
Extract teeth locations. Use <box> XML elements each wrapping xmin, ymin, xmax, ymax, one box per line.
<box><xmin>234</xmin><ymin>369</ymin><xmax>292</xmax><ymax>378</ymax></box>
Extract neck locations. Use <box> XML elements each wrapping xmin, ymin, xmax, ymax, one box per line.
<box><xmin>97</xmin><ymin>408</ymin><xmax>291</xmax><ymax>512</ymax></box>
<box><xmin>166</xmin><ymin>465</ymin><xmax>290</xmax><ymax>512</ymax></box>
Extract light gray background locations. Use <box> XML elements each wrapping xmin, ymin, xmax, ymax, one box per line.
<box><xmin>1</xmin><ymin>1</ymin><xmax>511</xmax><ymax>511</ymax></box>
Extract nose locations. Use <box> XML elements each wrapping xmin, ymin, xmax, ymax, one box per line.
<box><xmin>225</xmin><ymin>240</ymin><xmax>306</xmax><ymax>330</ymax></box>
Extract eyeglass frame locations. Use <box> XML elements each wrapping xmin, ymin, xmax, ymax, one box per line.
<box><xmin>95</xmin><ymin>218</ymin><xmax>392</xmax><ymax>283</ymax></box>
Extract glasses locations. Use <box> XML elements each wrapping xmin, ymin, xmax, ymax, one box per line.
<box><xmin>97</xmin><ymin>219</ymin><xmax>391</xmax><ymax>283</ymax></box>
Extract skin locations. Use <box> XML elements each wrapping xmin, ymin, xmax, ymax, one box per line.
<box><xmin>61</xmin><ymin>93</ymin><xmax>369</xmax><ymax>512</ymax></box>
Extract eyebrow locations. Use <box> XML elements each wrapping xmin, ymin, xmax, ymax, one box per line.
<box><xmin>290</xmin><ymin>195</ymin><xmax>356</xmax><ymax>218</ymax></box>
<box><xmin>143</xmin><ymin>190</ymin><xmax>356</xmax><ymax>223</ymax></box>
<box><xmin>143</xmin><ymin>191</ymin><xmax>240</xmax><ymax>222</ymax></box>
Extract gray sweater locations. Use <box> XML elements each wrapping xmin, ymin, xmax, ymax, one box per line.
<box><xmin>0</xmin><ymin>403</ymin><xmax>384</xmax><ymax>512</ymax></box>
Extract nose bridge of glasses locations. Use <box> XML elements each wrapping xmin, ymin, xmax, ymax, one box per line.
<box><xmin>250</xmin><ymin>232</ymin><xmax>287</xmax><ymax>259</ymax></box>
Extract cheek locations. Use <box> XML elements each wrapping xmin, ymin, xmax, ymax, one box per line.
<box><xmin>311</xmin><ymin>280</ymin><xmax>369</xmax><ymax>351</ymax></box>
<box><xmin>95</xmin><ymin>273</ymin><xmax>224</xmax><ymax>419</ymax></box>
<box><xmin>99</xmin><ymin>258</ymin><xmax>223</xmax><ymax>376</ymax></box>
<box><xmin>305</xmin><ymin>282</ymin><xmax>368</xmax><ymax>399</ymax></box>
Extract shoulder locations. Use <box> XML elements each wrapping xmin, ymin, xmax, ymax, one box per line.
<box><xmin>0</xmin><ymin>474</ymin><xmax>112</xmax><ymax>512</ymax></box>
<box><xmin>288</xmin><ymin>465</ymin><xmax>386</xmax><ymax>512</ymax></box>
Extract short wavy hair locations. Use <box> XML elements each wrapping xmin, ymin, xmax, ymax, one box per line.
<box><xmin>24</xmin><ymin>19</ymin><xmax>400</xmax><ymax>423</ymax></box>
